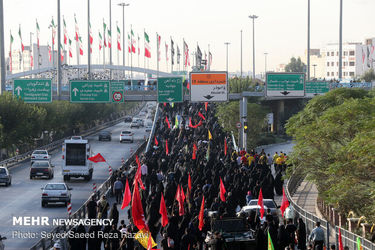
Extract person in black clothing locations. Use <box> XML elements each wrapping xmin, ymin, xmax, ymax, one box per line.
<box><xmin>285</xmin><ymin>219</ymin><xmax>297</xmax><ymax>248</ymax></box>
<box><xmin>105</xmin><ymin>224</ymin><xmax>121</xmax><ymax>250</ymax></box>
<box><xmin>86</xmin><ymin>195</ymin><xmax>97</xmax><ymax>219</ymax></box>
<box><xmin>206</xmin><ymin>232</ymin><xmax>225</xmax><ymax>250</ymax></box>
<box><xmin>109</xmin><ymin>203</ymin><xmax>119</xmax><ymax>227</ymax></box>
<box><xmin>297</xmin><ymin>218</ymin><xmax>307</xmax><ymax>250</ymax></box>
<box><xmin>277</xmin><ymin>224</ymin><xmax>289</xmax><ymax>250</ymax></box>
<box><xmin>87</xmin><ymin>225</ymin><xmax>101</xmax><ymax>250</ymax></box>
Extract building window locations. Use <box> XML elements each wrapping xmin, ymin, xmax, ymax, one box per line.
<box><xmin>331</xmin><ymin>62</ymin><xmax>334</xmax><ymax>66</ymax></box>
<box><xmin>332</xmin><ymin>72</ymin><xmax>334</xmax><ymax>76</ymax></box>
<box><xmin>349</xmin><ymin>62</ymin><xmax>355</xmax><ymax>66</ymax></box>
<box><xmin>349</xmin><ymin>51</ymin><xmax>355</xmax><ymax>56</ymax></box>
<box><xmin>344</xmin><ymin>62</ymin><xmax>348</xmax><ymax>66</ymax></box>
<box><xmin>331</xmin><ymin>52</ymin><xmax>334</xmax><ymax>56</ymax></box>
<box><xmin>337</xmin><ymin>62</ymin><xmax>339</xmax><ymax>66</ymax></box>
<box><xmin>327</xmin><ymin>52</ymin><xmax>329</xmax><ymax>57</ymax></box>
<box><xmin>327</xmin><ymin>62</ymin><xmax>330</xmax><ymax>67</ymax></box>
<box><xmin>344</xmin><ymin>51</ymin><xmax>348</xmax><ymax>56</ymax></box>
<box><xmin>336</xmin><ymin>52</ymin><xmax>339</xmax><ymax>56</ymax></box>
<box><xmin>327</xmin><ymin>72</ymin><xmax>330</xmax><ymax>76</ymax></box>
<box><xmin>349</xmin><ymin>72</ymin><xmax>354</xmax><ymax>76</ymax></box>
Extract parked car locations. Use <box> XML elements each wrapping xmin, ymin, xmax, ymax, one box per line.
<box><xmin>120</xmin><ymin>131</ymin><xmax>134</xmax><ymax>143</ymax></box>
<box><xmin>0</xmin><ymin>167</ymin><xmax>11</xmax><ymax>186</ymax></box>
<box><xmin>31</xmin><ymin>150</ymin><xmax>51</xmax><ymax>165</ymax></box>
<box><xmin>41</xmin><ymin>183</ymin><xmax>72</xmax><ymax>207</ymax></box>
<box><xmin>30</xmin><ymin>161</ymin><xmax>54</xmax><ymax>179</ymax></box>
<box><xmin>130</xmin><ymin>120</ymin><xmax>140</xmax><ymax>129</ymax></box>
<box><xmin>98</xmin><ymin>131</ymin><xmax>112</xmax><ymax>141</ymax></box>
<box><xmin>124</xmin><ymin>116</ymin><xmax>132</xmax><ymax>123</ymax></box>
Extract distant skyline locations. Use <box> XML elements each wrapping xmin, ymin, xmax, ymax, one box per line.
<box><xmin>4</xmin><ymin>0</ymin><xmax>375</xmax><ymax>74</ymax></box>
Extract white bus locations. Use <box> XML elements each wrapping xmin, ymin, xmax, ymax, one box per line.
<box><xmin>62</xmin><ymin>136</ymin><xmax>93</xmax><ymax>181</ymax></box>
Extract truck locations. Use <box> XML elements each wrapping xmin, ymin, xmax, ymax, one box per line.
<box><xmin>62</xmin><ymin>136</ymin><xmax>93</xmax><ymax>181</ymax></box>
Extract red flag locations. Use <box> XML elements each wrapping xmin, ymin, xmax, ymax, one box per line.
<box><xmin>159</xmin><ymin>193</ymin><xmax>168</xmax><ymax>227</ymax></box>
<box><xmin>198</xmin><ymin>196</ymin><xmax>205</xmax><ymax>231</ymax></box>
<box><xmin>257</xmin><ymin>188</ymin><xmax>265</xmax><ymax>219</ymax></box>
<box><xmin>165</xmin><ymin>116</ymin><xmax>171</xmax><ymax>129</ymax></box>
<box><xmin>198</xmin><ymin>111</ymin><xmax>206</xmax><ymax>121</ymax></box>
<box><xmin>163</xmin><ymin>102</ymin><xmax>166</xmax><ymax>107</ymax></box>
<box><xmin>224</xmin><ymin>139</ymin><xmax>227</xmax><ymax>156</ymax></box>
<box><xmin>147</xmin><ymin>233</ymin><xmax>152</xmax><ymax>250</ymax></box>
<box><xmin>188</xmin><ymin>173</ymin><xmax>191</xmax><ymax>192</ymax></box>
<box><xmin>339</xmin><ymin>228</ymin><xmax>344</xmax><ymax>250</ymax></box>
<box><xmin>205</xmin><ymin>102</ymin><xmax>208</xmax><ymax>111</ymax></box>
<box><xmin>280</xmin><ymin>187</ymin><xmax>289</xmax><ymax>218</ymax></box>
<box><xmin>131</xmin><ymin>182</ymin><xmax>148</xmax><ymax>231</ymax></box>
<box><xmin>187</xmin><ymin>81</ymin><xmax>190</xmax><ymax>90</ymax></box>
<box><xmin>154</xmin><ymin>136</ymin><xmax>159</xmax><ymax>146</ymax></box>
<box><xmin>189</xmin><ymin>118</ymin><xmax>203</xmax><ymax>129</ymax></box>
<box><xmin>134</xmin><ymin>155</ymin><xmax>145</xmax><ymax>190</ymax></box>
<box><xmin>88</xmin><ymin>153</ymin><xmax>106</xmax><ymax>163</ymax></box>
<box><xmin>121</xmin><ymin>178</ymin><xmax>131</xmax><ymax>209</ymax></box>
<box><xmin>220</xmin><ymin>177</ymin><xmax>226</xmax><ymax>202</ymax></box>
<box><xmin>181</xmin><ymin>186</ymin><xmax>186</xmax><ymax>203</ymax></box>
<box><xmin>192</xmin><ymin>143</ymin><xmax>197</xmax><ymax>160</ymax></box>
<box><xmin>165</xmin><ymin>140</ymin><xmax>169</xmax><ymax>155</ymax></box>
<box><xmin>175</xmin><ymin>185</ymin><xmax>185</xmax><ymax>216</ymax></box>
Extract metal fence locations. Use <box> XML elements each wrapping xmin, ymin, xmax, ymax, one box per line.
<box><xmin>286</xmin><ymin>173</ymin><xmax>375</xmax><ymax>250</ymax></box>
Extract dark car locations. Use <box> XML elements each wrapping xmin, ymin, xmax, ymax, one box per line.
<box><xmin>30</xmin><ymin>161</ymin><xmax>54</xmax><ymax>179</ymax></box>
<box><xmin>0</xmin><ymin>167</ymin><xmax>11</xmax><ymax>186</ymax></box>
<box><xmin>98</xmin><ymin>131</ymin><xmax>112</xmax><ymax>141</ymax></box>
<box><xmin>124</xmin><ymin>116</ymin><xmax>132</xmax><ymax>123</ymax></box>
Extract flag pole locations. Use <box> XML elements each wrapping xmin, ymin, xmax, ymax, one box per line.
<box><xmin>170</xmin><ymin>36</ymin><xmax>173</xmax><ymax>73</ymax></box>
<box><xmin>138</xmin><ymin>34</ymin><xmax>140</xmax><ymax>68</ymax></box>
<box><xmin>98</xmin><ymin>30</ymin><xmax>101</xmax><ymax>65</ymax></box>
<box><xmin>208</xmin><ymin>44</ymin><xmax>210</xmax><ymax>71</ymax></box>
<box><xmin>157</xmin><ymin>32</ymin><xmax>159</xmax><ymax>78</ymax></box>
<box><xmin>143</xmin><ymin>29</ymin><xmax>146</xmax><ymax>78</ymax></box>
<box><xmin>130</xmin><ymin>24</ymin><xmax>133</xmax><ymax>79</ymax></box>
<box><xmin>103</xmin><ymin>19</ymin><xmax>105</xmax><ymax>69</ymax></box>
<box><xmin>9</xmin><ymin>30</ymin><xmax>12</xmax><ymax>74</ymax></box>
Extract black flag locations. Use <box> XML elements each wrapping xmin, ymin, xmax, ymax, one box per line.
<box><xmin>177</xmin><ymin>45</ymin><xmax>180</xmax><ymax>65</ymax></box>
<box><xmin>171</xmin><ymin>39</ymin><xmax>175</xmax><ymax>65</ymax></box>
<box><xmin>196</xmin><ymin>45</ymin><xmax>202</xmax><ymax>68</ymax></box>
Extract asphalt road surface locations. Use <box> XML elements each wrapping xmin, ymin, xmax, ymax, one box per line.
<box><xmin>0</xmin><ymin>113</ymin><xmax>150</xmax><ymax>250</ymax></box>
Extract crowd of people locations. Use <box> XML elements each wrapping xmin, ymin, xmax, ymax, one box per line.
<box><xmin>62</xmin><ymin>102</ymin><xmax>347</xmax><ymax>250</ymax></box>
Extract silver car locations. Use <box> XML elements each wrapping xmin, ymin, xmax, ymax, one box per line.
<box><xmin>31</xmin><ymin>150</ymin><xmax>51</xmax><ymax>165</ymax></box>
<box><xmin>41</xmin><ymin>183</ymin><xmax>72</xmax><ymax>207</ymax></box>
<box><xmin>0</xmin><ymin>167</ymin><xmax>11</xmax><ymax>186</ymax></box>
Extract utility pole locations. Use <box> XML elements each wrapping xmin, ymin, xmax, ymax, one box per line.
<box><xmin>118</xmin><ymin>2</ymin><xmax>129</xmax><ymax>77</ymax></box>
<box><xmin>264</xmin><ymin>52</ymin><xmax>268</xmax><ymax>79</ymax></box>
<box><xmin>307</xmin><ymin>0</ymin><xmax>310</xmax><ymax>80</ymax></box>
<box><xmin>240</xmin><ymin>30</ymin><xmax>243</xmax><ymax>78</ymax></box>
<box><xmin>224</xmin><ymin>42</ymin><xmax>230</xmax><ymax>73</ymax></box>
<box><xmin>87</xmin><ymin>0</ymin><xmax>91</xmax><ymax>79</ymax></box>
<box><xmin>249</xmin><ymin>15</ymin><xmax>258</xmax><ymax>80</ymax></box>
<box><xmin>339</xmin><ymin>0</ymin><xmax>343</xmax><ymax>80</ymax></box>
<box><xmin>0</xmin><ymin>0</ymin><xmax>5</xmax><ymax>94</ymax></box>
<box><xmin>57</xmin><ymin>0</ymin><xmax>61</xmax><ymax>99</ymax></box>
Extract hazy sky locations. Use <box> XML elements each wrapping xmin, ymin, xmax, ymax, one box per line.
<box><xmin>4</xmin><ymin>0</ymin><xmax>375</xmax><ymax>74</ymax></box>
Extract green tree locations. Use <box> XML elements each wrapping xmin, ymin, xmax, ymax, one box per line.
<box><xmin>362</xmin><ymin>69</ymin><xmax>375</xmax><ymax>82</ymax></box>
<box><xmin>216</xmin><ymin>101</ymin><xmax>269</xmax><ymax>149</ymax></box>
<box><xmin>285</xmin><ymin>57</ymin><xmax>306</xmax><ymax>73</ymax></box>
<box><xmin>286</xmin><ymin>88</ymin><xmax>375</xmax><ymax>223</ymax></box>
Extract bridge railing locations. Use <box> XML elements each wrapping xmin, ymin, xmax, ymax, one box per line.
<box><xmin>286</xmin><ymin>172</ymin><xmax>375</xmax><ymax>249</ymax></box>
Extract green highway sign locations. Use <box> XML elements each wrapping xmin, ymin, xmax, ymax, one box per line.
<box><xmin>13</xmin><ymin>79</ymin><xmax>52</xmax><ymax>103</ymax></box>
<box><xmin>70</xmin><ymin>80</ymin><xmax>110</xmax><ymax>103</ymax></box>
<box><xmin>110</xmin><ymin>81</ymin><xmax>125</xmax><ymax>103</ymax></box>
<box><xmin>157</xmin><ymin>77</ymin><xmax>183</xmax><ymax>103</ymax></box>
<box><xmin>306</xmin><ymin>81</ymin><xmax>330</xmax><ymax>97</ymax></box>
<box><xmin>266</xmin><ymin>73</ymin><xmax>305</xmax><ymax>97</ymax></box>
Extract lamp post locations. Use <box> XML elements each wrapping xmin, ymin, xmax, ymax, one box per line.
<box><xmin>249</xmin><ymin>14</ymin><xmax>258</xmax><ymax>80</ymax></box>
<box><xmin>118</xmin><ymin>2</ymin><xmax>129</xmax><ymax>77</ymax></box>
<box><xmin>224</xmin><ymin>42</ymin><xmax>230</xmax><ymax>73</ymax></box>
<box><xmin>307</xmin><ymin>0</ymin><xmax>310</xmax><ymax>80</ymax></box>
<box><xmin>0</xmin><ymin>0</ymin><xmax>5</xmax><ymax>94</ymax></box>
<box><xmin>264</xmin><ymin>52</ymin><xmax>268</xmax><ymax>79</ymax></box>
<box><xmin>313</xmin><ymin>64</ymin><xmax>317</xmax><ymax>78</ymax></box>
<box><xmin>338</xmin><ymin>0</ymin><xmax>343</xmax><ymax>80</ymax></box>
<box><xmin>57</xmin><ymin>0</ymin><xmax>61</xmax><ymax>99</ymax></box>
<box><xmin>240</xmin><ymin>30</ymin><xmax>242</xmax><ymax>78</ymax></box>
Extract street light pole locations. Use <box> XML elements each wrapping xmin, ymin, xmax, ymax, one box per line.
<box><xmin>118</xmin><ymin>3</ymin><xmax>129</xmax><ymax>77</ymax></box>
<box><xmin>249</xmin><ymin>15</ymin><xmax>258</xmax><ymax>80</ymax></box>
<box><xmin>307</xmin><ymin>0</ymin><xmax>310</xmax><ymax>80</ymax></box>
<box><xmin>57</xmin><ymin>0</ymin><xmax>61</xmax><ymax>99</ymax></box>
<box><xmin>224</xmin><ymin>42</ymin><xmax>230</xmax><ymax>73</ymax></box>
<box><xmin>264</xmin><ymin>52</ymin><xmax>268</xmax><ymax>79</ymax></box>
<box><xmin>339</xmin><ymin>0</ymin><xmax>343</xmax><ymax>80</ymax></box>
<box><xmin>313</xmin><ymin>64</ymin><xmax>317</xmax><ymax>78</ymax></box>
<box><xmin>0</xmin><ymin>0</ymin><xmax>5</xmax><ymax>94</ymax></box>
<box><xmin>240</xmin><ymin>30</ymin><xmax>243</xmax><ymax>78</ymax></box>
<box><xmin>87</xmin><ymin>0</ymin><xmax>91</xmax><ymax>79</ymax></box>
<box><xmin>109</xmin><ymin>0</ymin><xmax>112</xmax><ymax>79</ymax></box>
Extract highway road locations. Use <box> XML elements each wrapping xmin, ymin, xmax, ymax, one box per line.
<box><xmin>0</xmin><ymin>108</ymin><xmax>152</xmax><ymax>250</ymax></box>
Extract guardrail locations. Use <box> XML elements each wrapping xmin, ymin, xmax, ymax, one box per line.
<box><xmin>29</xmin><ymin>140</ymin><xmax>148</xmax><ymax>250</ymax></box>
<box><xmin>0</xmin><ymin>103</ymin><xmax>143</xmax><ymax>170</ymax></box>
<box><xmin>286</xmin><ymin>173</ymin><xmax>375</xmax><ymax>249</ymax></box>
